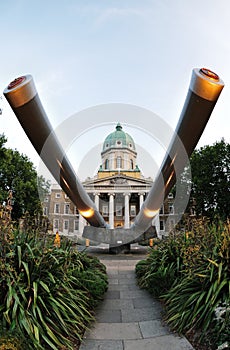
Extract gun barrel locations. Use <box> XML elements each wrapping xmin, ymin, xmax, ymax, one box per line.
<box><xmin>4</xmin><ymin>75</ymin><xmax>107</xmax><ymax>228</ymax></box>
<box><xmin>132</xmin><ymin>68</ymin><xmax>224</xmax><ymax>232</ymax></box>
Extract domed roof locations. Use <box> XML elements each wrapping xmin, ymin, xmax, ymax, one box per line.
<box><xmin>102</xmin><ymin>123</ymin><xmax>136</xmax><ymax>152</ymax></box>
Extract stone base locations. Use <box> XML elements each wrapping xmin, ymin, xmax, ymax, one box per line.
<box><xmin>109</xmin><ymin>244</ymin><xmax>131</xmax><ymax>254</ymax></box>
<box><xmin>83</xmin><ymin>225</ymin><xmax>157</xmax><ymax>247</ymax></box>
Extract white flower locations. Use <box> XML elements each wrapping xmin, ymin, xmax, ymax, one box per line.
<box><xmin>217</xmin><ymin>342</ymin><xmax>229</xmax><ymax>350</ymax></box>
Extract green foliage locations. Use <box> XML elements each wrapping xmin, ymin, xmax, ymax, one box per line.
<box><xmin>136</xmin><ymin>241</ymin><xmax>180</xmax><ymax>297</ymax></box>
<box><xmin>0</xmin><ymin>134</ymin><xmax>50</xmax><ymax>220</ymax></box>
<box><xmin>0</xmin><ymin>328</ymin><xmax>29</xmax><ymax>350</ymax></box>
<box><xmin>0</xmin><ymin>206</ymin><xmax>108</xmax><ymax>349</ymax></box>
<box><xmin>190</xmin><ymin>139</ymin><xmax>230</xmax><ymax>221</ymax></box>
<box><xmin>136</xmin><ymin>219</ymin><xmax>230</xmax><ymax>348</ymax></box>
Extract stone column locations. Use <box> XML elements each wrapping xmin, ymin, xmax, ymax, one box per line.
<box><xmin>109</xmin><ymin>193</ymin><xmax>114</xmax><ymax>229</ymax></box>
<box><xmin>124</xmin><ymin>193</ymin><xmax>130</xmax><ymax>228</ymax></box>
<box><xmin>139</xmin><ymin>192</ymin><xmax>145</xmax><ymax>210</ymax></box>
<box><xmin>94</xmin><ymin>193</ymin><xmax>100</xmax><ymax>210</ymax></box>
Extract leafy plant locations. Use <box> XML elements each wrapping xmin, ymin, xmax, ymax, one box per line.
<box><xmin>136</xmin><ymin>218</ymin><xmax>230</xmax><ymax>348</ymax></box>
<box><xmin>0</xmin><ymin>207</ymin><xmax>108</xmax><ymax>349</ymax></box>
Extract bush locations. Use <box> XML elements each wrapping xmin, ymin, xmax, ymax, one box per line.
<box><xmin>136</xmin><ymin>219</ymin><xmax>230</xmax><ymax>349</ymax></box>
<box><xmin>0</xmin><ymin>208</ymin><xmax>108</xmax><ymax>349</ymax></box>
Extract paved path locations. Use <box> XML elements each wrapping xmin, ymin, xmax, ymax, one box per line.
<box><xmin>79</xmin><ymin>246</ymin><xmax>194</xmax><ymax>350</ymax></box>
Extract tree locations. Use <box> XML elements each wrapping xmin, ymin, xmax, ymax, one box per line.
<box><xmin>0</xmin><ymin>134</ymin><xmax>50</xmax><ymax>220</ymax></box>
<box><xmin>190</xmin><ymin>139</ymin><xmax>230</xmax><ymax>221</ymax></box>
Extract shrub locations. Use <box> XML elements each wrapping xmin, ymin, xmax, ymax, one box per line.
<box><xmin>136</xmin><ymin>219</ymin><xmax>230</xmax><ymax>349</ymax></box>
<box><xmin>0</xmin><ymin>207</ymin><xmax>108</xmax><ymax>349</ymax></box>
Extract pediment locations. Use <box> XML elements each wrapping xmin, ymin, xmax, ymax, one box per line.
<box><xmin>83</xmin><ymin>174</ymin><xmax>153</xmax><ymax>188</ymax></box>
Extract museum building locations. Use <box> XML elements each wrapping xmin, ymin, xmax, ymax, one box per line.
<box><xmin>42</xmin><ymin>123</ymin><xmax>175</xmax><ymax>239</ymax></box>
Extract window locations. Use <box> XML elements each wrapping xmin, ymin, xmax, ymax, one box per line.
<box><xmin>130</xmin><ymin>159</ymin><xmax>134</xmax><ymax>169</ymax></box>
<box><xmin>65</xmin><ymin>204</ymin><xmax>70</xmax><ymax>214</ymax></box>
<box><xmin>44</xmin><ymin>197</ymin><xmax>49</xmax><ymax>202</ymax></box>
<box><xmin>74</xmin><ymin>220</ymin><xmax>79</xmax><ymax>231</ymax></box>
<box><xmin>75</xmin><ymin>207</ymin><xmax>79</xmax><ymax>216</ymax></box>
<box><xmin>116</xmin><ymin>140</ymin><xmax>121</xmax><ymax>146</ymax></box>
<box><xmin>130</xmin><ymin>205</ymin><xmax>136</xmax><ymax>217</ymax></box>
<box><xmin>102</xmin><ymin>205</ymin><xmax>108</xmax><ymax>216</ymax></box>
<box><xmin>53</xmin><ymin>219</ymin><xmax>59</xmax><ymax>230</ymax></box>
<box><xmin>116</xmin><ymin>205</ymin><xmax>123</xmax><ymax>216</ymax></box>
<box><xmin>54</xmin><ymin>203</ymin><xmax>60</xmax><ymax>213</ymax></box>
<box><xmin>159</xmin><ymin>205</ymin><xmax>164</xmax><ymax>214</ymax></box>
<box><xmin>168</xmin><ymin>193</ymin><xmax>173</xmax><ymax>199</ymax></box>
<box><xmin>116</xmin><ymin>156</ymin><xmax>122</xmax><ymax>169</ymax></box>
<box><xmin>55</xmin><ymin>193</ymin><xmax>61</xmax><ymax>198</ymax></box>
<box><xmin>169</xmin><ymin>205</ymin><xmax>174</xmax><ymax>214</ymax></box>
<box><xmin>74</xmin><ymin>206</ymin><xmax>78</xmax><ymax>215</ymax></box>
<box><xmin>64</xmin><ymin>220</ymin><xmax>69</xmax><ymax>230</ymax></box>
<box><xmin>160</xmin><ymin>220</ymin><xmax>164</xmax><ymax>231</ymax></box>
<box><xmin>105</xmin><ymin>159</ymin><xmax>109</xmax><ymax>170</ymax></box>
<box><xmin>43</xmin><ymin>207</ymin><xmax>48</xmax><ymax>216</ymax></box>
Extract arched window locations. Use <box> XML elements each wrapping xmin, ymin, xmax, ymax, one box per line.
<box><xmin>105</xmin><ymin>159</ymin><xmax>109</xmax><ymax>170</ymax></box>
<box><xmin>130</xmin><ymin>159</ymin><xmax>134</xmax><ymax>169</ymax></box>
<box><xmin>116</xmin><ymin>156</ymin><xmax>122</xmax><ymax>169</ymax></box>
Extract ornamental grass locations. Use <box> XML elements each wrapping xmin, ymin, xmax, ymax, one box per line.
<box><xmin>0</xmin><ymin>207</ymin><xmax>108</xmax><ymax>349</ymax></box>
<box><xmin>136</xmin><ymin>218</ymin><xmax>230</xmax><ymax>349</ymax></box>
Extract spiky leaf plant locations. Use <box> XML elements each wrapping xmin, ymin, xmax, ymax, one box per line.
<box><xmin>0</xmin><ymin>208</ymin><xmax>108</xmax><ymax>349</ymax></box>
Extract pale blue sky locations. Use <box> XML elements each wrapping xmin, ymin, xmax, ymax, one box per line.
<box><xmin>0</xmin><ymin>0</ymin><xmax>229</xmax><ymax>180</ymax></box>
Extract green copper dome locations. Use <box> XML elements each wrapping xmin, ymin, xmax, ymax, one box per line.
<box><xmin>102</xmin><ymin>123</ymin><xmax>136</xmax><ymax>152</ymax></box>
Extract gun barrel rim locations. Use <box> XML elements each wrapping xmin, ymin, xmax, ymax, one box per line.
<box><xmin>190</xmin><ymin>68</ymin><xmax>224</xmax><ymax>101</ymax></box>
<box><xmin>3</xmin><ymin>74</ymin><xmax>37</xmax><ymax>108</ymax></box>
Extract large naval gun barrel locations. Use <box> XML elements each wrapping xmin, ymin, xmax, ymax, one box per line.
<box><xmin>3</xmin><ymin>68</ymin><xmax>224</xmax><ymax>250</ymax></box>
<box><xmin>3</xmin><ymin>75</ymin><xmax>107</xmax><ymax>228</ymax></box>
<box><xmin>132</xmin><ymin>68</ymin><xmax>224</xmax><ymax>233</ymax></box>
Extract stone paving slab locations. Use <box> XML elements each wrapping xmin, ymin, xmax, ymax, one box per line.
<box><xmin>95</xmin><ymin>309</ymin><xmax>122</xmax><ymax>323</ymax></box>
<box><xmin>117</xmin><ymin>277</ymin><xmax>137</xmax><ymax>285</ymax></box>
<box><xmin>120</xmin><ymin>290</ymin><xmax>152</xmax><ymax>299</ymax></box>
<box><xmin>109</xmin><ymin>277</ymin><xmax>119</xmax><ymax>284</ymax></box>
<box><xmin>105</xmin><ymin>290</ymin><xmax>120</xmax><ymax>299</ymax></box>
<box><xmin>97</xmin><ymin>298</ymin><xmax>134</xmax><ymax>310</ymax></box>
<box><xmin>139</xmin><ymin>319</ymin><xmax>170</xmax><ymax>338</ymax></box>
<box><xmin>132</xmin><ymin>296</ymin><xmax>161</xmax><ymax>308</ymax></box>
<box><xmin>80</xmin><ymin>339</ymin><xmax>123</xmax><ymax>350</ymax></box>
<box><xmin>85</xmin><ymin>322</ymin><xmax>141</xmax><ymax>340</ymax></box>
<box><xmin>121</xmin><ymin>306</ymin><xmax>162</xmax><ymax>322</ymax></box>
<box><xmin>124</xmin><ymin>335</ymin><xmax>194</xmax><ymax>350</ymax></box>
<box><xmin>117</xmin><ymin>273</ymin><xmax>136</xmax><ymax>279</ymax></box>
<box><xmin>108</xmin><ymin>284</ymin><xmax>130</xmax><ymax>291</ymax></box>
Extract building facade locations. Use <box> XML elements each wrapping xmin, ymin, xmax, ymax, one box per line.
<box><xmin>43</xmin><ymin>123</ymin><xmax>176</xmax><ymax>239</ymax></box>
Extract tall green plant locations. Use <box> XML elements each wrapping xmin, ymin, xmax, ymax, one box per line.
<box><xmin>136</xmin><ymin>219</ymin><xmax>230</xmax><ymax>348</ymax></box>
<box><xmin>0</xmin><ymin>208</ymin><xmax>108</xmax><ymax>349</ymax></box>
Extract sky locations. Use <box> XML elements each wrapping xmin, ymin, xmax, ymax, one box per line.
<box><xmin>0</xmin><ymin>0</ymin><xmax>229</xmax><ymax>182</ymax></box>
